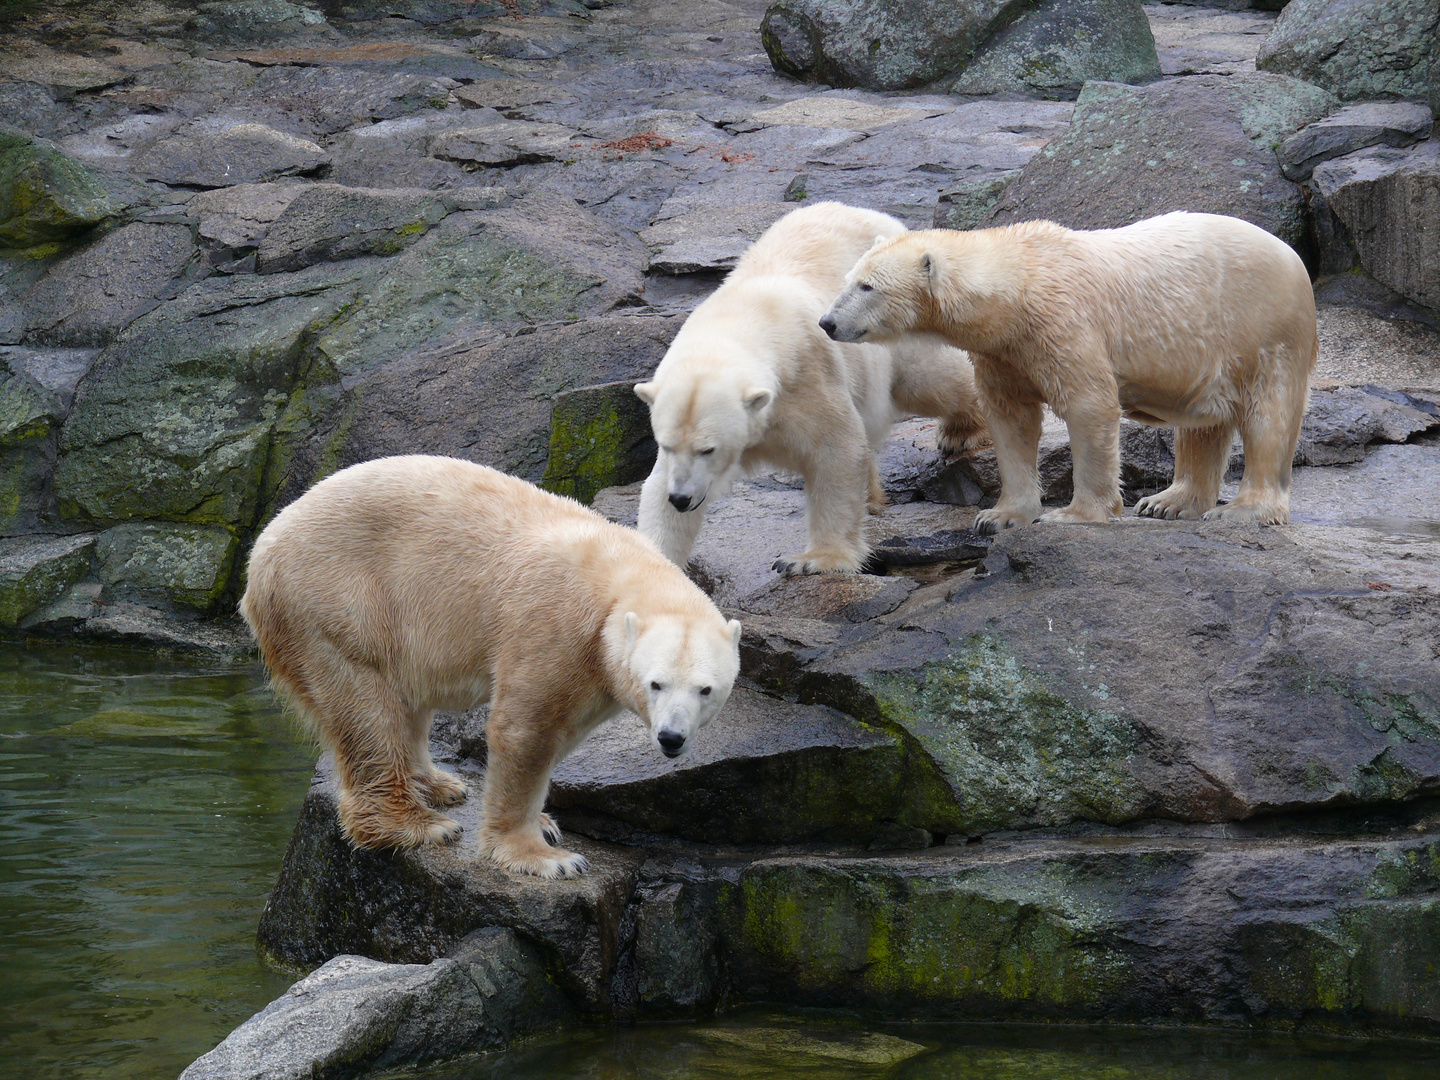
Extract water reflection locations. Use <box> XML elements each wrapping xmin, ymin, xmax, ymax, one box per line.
<box><xmin>0</xmin><ymin>643</ymin><xmax>314</xmax><ymax>1080</ymax></box>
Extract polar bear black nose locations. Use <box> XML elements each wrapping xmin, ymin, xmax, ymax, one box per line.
<box><xmin>668</xmin><ymin>493</ymin><xmax>692</xmax><ymax>512</ymax></box>
<box><xmin>819</xmin><ymin>315</ymin><xmax>839</xmax><ymax>339</ymax></box>
<box><xmin>657</xmin><ymin>729</ymin><xmax>685</xmax><ymax>757</ymax></box>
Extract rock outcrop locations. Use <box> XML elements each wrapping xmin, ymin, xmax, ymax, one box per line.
<box><xmin>1256</xmin><ymin>0</ymin><xmax>1440</xmax><ymax>101</ymax></box>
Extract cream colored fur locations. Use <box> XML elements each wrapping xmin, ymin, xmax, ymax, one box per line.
<box><xmin>822</xmin><ymin>211</ymin><xmax>1318</xmax><ymax>530</ymax></box>
<box><xmin>635</xmin><ymin>201</ymin><xmax>986</xmax><ymax>576</ymax></box>
<box><xmin>240</xmin><ymin>456</ymin><xmax>741</xmax><ymax>879</ymax></box>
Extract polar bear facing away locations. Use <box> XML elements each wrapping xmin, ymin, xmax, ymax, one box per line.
<box><xmin>241</xmin><ymin>456</ymin><xmax>741</xmax><ymax>879</ymax></box>
<box><xmin>635</xmin><ymin>201</ymin><xmax>986</xmax><ymax>576</ymax></box>
<box><xmin>821</xmin><ymin>212</ymin><xmax>1318</xmax><ymax>530</ymax></box>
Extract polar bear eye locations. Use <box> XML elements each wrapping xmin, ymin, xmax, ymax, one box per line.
<box><xmin>650</xmin><ymin>681</ymin><xmax>662</xmax><ymax>692</ymax></box>
<box><xmin>858</xmin><ymin>282</ymin><xmax>874</xmax><ymax>293</ymax></box>
<box><xmin>698</xmin><ymin>447</ymin><xmax>715</xmax><ymax>456</ymax></box>
<box><xmin>700</xmin><ymin>686</ymin><xmax>712</xmax><ymax>696</ymax></box>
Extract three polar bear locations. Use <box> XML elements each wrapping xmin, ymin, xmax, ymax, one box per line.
<box><xmin>821</xmin><ymin>211</ymin><xmax>1317</xmax><ymax>530</ymax></box>
<box><xmin>241</xmin><ymin>456</ymin><xmax>740</xmax><ymax>879</ymax></box>
<box><xmin>635</xmin><ymin>202</ymin><xmax>987</xmax><ymax>575</ymax></box>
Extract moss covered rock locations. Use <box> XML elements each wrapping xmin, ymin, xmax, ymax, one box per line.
<box><xmin>94</xmin><ymin>522</ymin><xmax>241</xmax><ymax>612</ymax></box>
<box><xmin>0</xmin><ymin>126</ymin><xmax>113</xmax><ymax>256</ymax></box>
<box><xmin>0</xmin><ymin>533</ymin><xmax>95</xmax><ymax>627</ymax></box>
<box><xmin>541</xmin><ymin>380</ymin><xmax>655</xmax><ymax>506</ymax></box>
<box><xmin>1256</xmin><ymin>0</ymin><xmax>1440</xmax><ymax>101</ymax></box>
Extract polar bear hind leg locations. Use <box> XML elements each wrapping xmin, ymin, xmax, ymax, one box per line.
<box><xmin>1136</xmin><ymin>423</ymin><xmax>1234</xmax><ymax>520</ymax></box>
<box><xmin>1204</xmin><ymin>356</ymin><xmax>1305</xmax><ymax>525</ymax></box>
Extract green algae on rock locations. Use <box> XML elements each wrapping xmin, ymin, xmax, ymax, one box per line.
<box><xmin>540</xmin><ymin>381</ymin><xmax>655</xmax><ymax>506</ymax></box>
<box><xmin>94</xmin><ymin>522</ymin><xmax>241</xmax><ymax>613</ymax></box>
<box><xmin>0</xmin><ymin>533</ymin><xmax>94</xmax><ymax>626</ymax></box>
<box><xmin>0</xmin><ymin>126</ymin><xmax>113</xmax><ymax>256</ymax></box>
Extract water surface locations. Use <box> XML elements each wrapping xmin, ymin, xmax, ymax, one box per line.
<box><xmin>0</xmin><ymin>643</ymin><xmax>314</xmax><ymax>1079</ymax></box>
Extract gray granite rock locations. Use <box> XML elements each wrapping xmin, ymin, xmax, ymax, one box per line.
<box><xmin>428</xmin><ymin>119</ymin><xmax>586</xmax><ymax>167</ymax></box>
<box><xmin>640</xmin><ymin>203</ymin><xmax>792</xmax><ymax>274</ymax></box>
<box><xmin>256</xmin><ymin>184</ymin><xmax>449</xmax><ymax>272</ymax></box>
<box><xmin>189</xmin><ymin>0</ymin><xmax>331</xmax><ymax>45</ymax></box>
<box><xmin>0</xmin><ymin>533</ymin><xmax>95</xmax><ymax>626</ymax></box>
<box><xmin>133</xmin><ymin>121</ymin><xmax>330</xmax><ymax>189</ymax></box>
<box><xmin>93</xmin><ymin>522</ymin><xmax>240</xmax><ymax>613</ymax></box>
<box><xmin>934</xmin><ymin>172</ymin><xmax>1018</xmax><ymax>230</ymax></box>
<box><xmin>1278</xmin><ymin>101</ymin><xmax>1433</xmax><ymax>181</ymax></box>
<box><xmin>944</xmin><ymin>0</ymin><xmax>1161</xmax><ymax>99</ymax></box>
<box><xmin>540</xmin><ymin>380</ymin><xmax>657</xmax><ymax>505</ymax></box>
<box><xmin>179</xmin><ymin>930</ymin><xmax>570</xmax><ymax>1080</ymax></box>
<box><xmin>0</xmin><ymin>125</ymin><xmax>114</xmax><ymax>254</ymax></box>
<box><xmin>1256</xmin><ymin>0</ymin><xmax>1440</xmax><ymax>101</ymax></box>
<box><xmin>987</xmin><ymin>73</ymin><xmax>1336</xmax><ymax>251</ymax></box>
<box><xmin>1312</xmin><ymin>140</ymin><xmax>1440</xmax><ymax>310</ymax></box>
<box><xmin>20</xmin><ymin>223</ymin><xmax>198</xmax><ymax>346</ymax></box>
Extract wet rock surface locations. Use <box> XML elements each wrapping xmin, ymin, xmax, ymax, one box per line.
<box><xmin>2</xmin><ymin>0</ymin><xmax>1439</xmax><ymax>1073</ymax></box>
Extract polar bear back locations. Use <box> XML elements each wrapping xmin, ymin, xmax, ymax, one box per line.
<box><xmin>730</xmin><ymin>201</ymin><xmax>905</xmax><ymax>294</ymax></box>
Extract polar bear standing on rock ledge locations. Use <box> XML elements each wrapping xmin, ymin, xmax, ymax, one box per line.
<box><xmin>635</xmin><ymin>201</ymin><xmax>987</xmax><ymax>576</ymax></box>
<box><xmin>820</xmin><ymin>212</ymin><xmax>1318</xmax><ymax>531</ymax></box>
<box><xmin>241</xmin><ymin>456</ymin><xmax>741</xmax><ymax>879</ymax></box>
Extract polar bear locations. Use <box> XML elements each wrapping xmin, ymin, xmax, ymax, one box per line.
<box><xmin>635</xmin><ymin>201</ymin><xmax>986</xmax><ymax>576</ymax></box>
<box><xmin>820</xmin><ymin>212</ymin><xmax>1317</xmax><ymax>531</ymax></box>
<box><xmin>240</xmin><ymin>455</ymin><xmax>741</xmax><ymax>879</ymax></box>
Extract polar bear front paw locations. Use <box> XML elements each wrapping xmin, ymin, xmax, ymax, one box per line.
<box><xmin>481</xmin><ymin>828</ymin><xmax>589</xmax><ymax>878</ymax></box>
<box><xmin>1135</xmin><ymin>486</ymin><xmax>1208</xmax><ymax>520</ymax></box>
<box><xmin>974</xmin><ymin>507</ymin><xmax>1038</xmax><ymax>535</ymax></box>
<box><xmin>538</xmin><ymin>812</ymin><xmax>562</xmax><ymax>846</ymax></box>
<box><xmin>772</xmin><ymin>549</ymin><xmax>863</xmax><ymax>576</ymax></box>
<box><xmin>419</xmin><ymin>769</ymin><xmax>470</xmax><ymax>807</ymax></box>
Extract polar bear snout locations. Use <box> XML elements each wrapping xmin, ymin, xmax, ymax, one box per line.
<box><xmin>668</xmin><ymin>491</ymin><xmax>698</xmax><ymax>512</ymax></box>
<box><xmin>656</xmin><ymin>728</ymin><xmax>687</xmax><ymax>757</ymax></box>
<box><xmin>818</xmin><ymin>313</ymin><xmax>842</xmax><ymax>340</ymax></box>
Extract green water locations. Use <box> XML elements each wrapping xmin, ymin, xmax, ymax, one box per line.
<box><xmin>411</xmin><ymin>1013</ymin><xmax>1440</xmax><ymax>1080</ymax></box>
<box><xmin>0</xmin><ymin>643</ymin><xmax>315</xmax><ymax>1079</ymax></box>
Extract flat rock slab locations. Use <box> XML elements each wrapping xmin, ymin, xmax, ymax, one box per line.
<box><xmin>133</xmin><ymin>121</ymin><xmax>329</xmax><ymax>188</ymax></box>
<box><xmin>551</xmin><ymin>687</ymin><xmax>920</xmax><ymax>846</ymax></box>
<box><xmin>1278</xmin><ymin>100</ymin><xmax>1433</xmax><ymax>181</ymax></box>
<box><xmin>640</xmin><ymin>203</ymin><xmax>794</xmax><ymax>274</ymax></box>
<box><xmin>1144</xmin><ymin>2</ymin><xmax>1275</xmax><ymax>76</ymax></box>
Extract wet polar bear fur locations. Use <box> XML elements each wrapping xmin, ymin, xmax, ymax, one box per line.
<box><xmin>635</xmin><ymin>200</ymin><xmax>987</xmax><ymax>576</ymax></box>
<box><xmin>241</xmin><ymin>456</ymin><xmax>741</xmax><ymax>879</ymax></box>
<box><xmin>821</xmin><ymin>211</ymin><xmax>1318</xmax><ymax>531</ymax></box>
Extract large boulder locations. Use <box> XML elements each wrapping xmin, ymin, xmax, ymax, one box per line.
<box><xmin>133</xmin><ymin>121</ymin><xmax>330</xmax><ymax>189</ymax></box>
<box><xmin>987</xmin><ymin>74</ymin><xmax>1337</xmax><ymax>252</ymax></box>
<box><xmin>0</xmin><ymin>360</ymin><xmax>68</xmax><ymax>535</ymax></box>
<box><xmin>0</xmin><ymin>533</ymin><xmax>95</xmax><ymax>626</ymax></box>
<box><xmin>943</xmin><ymin>0</ymin><xmax>1161</xmax><ymax>99</ymax></box>
<box><xmin>540</xmin><ymin>380</ymin><xmax>656</xmax><ymax>506</ymax></box>
<box><xmin>54</xmin><ymin>261</ymin><xmax>377</xmax><ymax>529</ymax></box>
<box><xmin>93</xmin><ymin>522</ymin><xmax>240</xmax><ymax>613</ymax></box>
<box><xmin>1276</xmin><ymin>101</ymin><xmax>1432</xmax><ymax>181</ymax></box>
<box><xmin>1256</xmin><ymin>0</ymin><xmax>1440</xmax><ymax>101</ymax></box>
<box><xmin>255</xmin><ymin>184</ymin><xmax>448</xmax><ymax>273</ymax></box>
<box><xmin>760</xmin><ymin>0</ymin><xmax>1159</xmax><ymax>93</ymax></box>
<box><xmin>1311</xmin><ymin>140</ymin><xmax>1440</xmax><ymax>311</ymax></box>
<box><xmin>0</xmin><ymin>126</ymin><xmax>113</xmax><ymax>255</ymax></box>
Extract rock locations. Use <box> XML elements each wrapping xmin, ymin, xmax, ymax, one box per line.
<box><xmin>428</xmin><ymin>119</ymin><xmax>586</xmax><ymax>167</ymax></box>
<box><xmin>93</xmin><ymin>522</ymin><xmax>240</xmax><ymax>613</ymax></box>
<box><xmin>1147</xmin><ymin>3</ymin><xmax>1281</xmax><ymax>77</ymax></box>
<box><xmin>1311</xmin><ymin>140</ymin><xmax>1440</xmax><ymax>311</ymax></box>
<box><xmin>0</xmin><ymin>125</ymin><xmax>113</xmax><ymax>255</ymax></box>
<box><xmin>760</xmin><ymin>0</ymin><xmax>1019</xmax><ymax>90</ymax></box>
<box><xmin>1277</xmin><ymin>101</ymin><xmax>1433</xmax><ymax>181</ymax></box>
<box><xmin>1286</xmin><ymin>442</ymin><xmax>1440</xmax><ymax>531</ymax></box>
<box><xmin>256</xmin><ymin>753</ymin><xmax>646</xmax><ymax>1013</ymax></box>
<box><xmin>81</xmin><ymin>602</ymin><xmax>254</xmax><ymax>653</ymax></box>
<box><xmin>188</xmin><ymin>182</ymin><xmax>312</xmax><ymax>269</ymax></box>
<box><xmin>0</xmin><ymin>362</ymin><xmax>65</xmax><ymax>534</ymax></box>
<box><xmin>549</xmin><ymin>686</ymin><xmax>937</xmax><ymax>846</ymax></box>
<box><xmin>309</xmin><ymin>195</ymin><xmax>648</xmax><ymax>378</ymax></box>
<box><xmin>188</xmin><ymin>0</ymin><xmax>331</xmax><ymax>45</ymax></box>
<box><xmin>133</xmin><ymin>121</ymin><xmax>330</xmax><ymax>189</ymax></box>
<box><xmin>1256</xmin><ymin>0</ymin><xmax>1440</xmax><ymax>101</ymax></box>
<box><xmin>1314</xmin><ymin>288</ymin><xmax>1440</xmax><ymax>391</ymax></box>
<box><xmin>934</xmin><ymin>172</ymin><xmax>1018</xmax><ymax>230</ymax></box>
<box><xmin>943</xmin><ymin>0</ymin><xmax>1161</xmax><ymax>99</ymax></box>
<box><xmin>179</xmin><ymin>931</ymin><xmax>570</xmax><ymax>1080</ymax></box>
<box><xmin>256</xmin><ymin>184</ymin><xmax>449</xmax><ymax>273</ymax></box>
<box><xmin>20</xmin><ymin>223</ymin><xmax>197</xmax><ymax>346</ymax></box>
<box><xmin>639</xmin><ymin>203</ymin><xmax>793</xmax><ymax>274</ymax></box>
<box><xmin>54</xmin><ymin>261</ymin><xmax>376</xmax><ymax>529</ymax></box>
<box><xmin>1295</xmin><ymin>386</ymin><xmax>1439</xmax><ymax>466</ymax></box>
<box><xmin>540</xmin><ymin>380</ymin><xmax>656</xmax><ymax>506</ymax></box>
<box><xmin>290</xmin><ymin>316</ymin><xmax>678</xmax><ymax>509</ymax></box>
<box><xmin>0</xmin><ymin>533</ymin><xmax>94</xmax><ymax>627</ymax></box>
<box><xmin>987</xmin><ymin>74</ymin><xmax>1336</xmax><ymax>252</ymax></box>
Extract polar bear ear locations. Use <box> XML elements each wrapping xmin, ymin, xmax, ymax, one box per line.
<box><xmin>634</xmin><ymin>381</ymin><xmax>657</xmax><ymax>405</ymax></box>
<box><xmin>920</xmin><ymin>252</ymin><xmax>935</xmax><ymax>281</ymax></box>
<box><xmin>624</xmin><ymin>611</ymin><xmax>643</xmax><ymax>649</ymax></box>
<box><xmin>728</xmin><ymin>618</ymin><xmax>742</xmax><ymax>650</ymax></box>
<box><xmin>742</xmin><ymin>388</ymin><xmax>774</xmax><ymax>414</ymax></box>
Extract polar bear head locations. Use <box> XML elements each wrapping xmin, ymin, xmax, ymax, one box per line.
<box><xmin>634</xmin><ymin>363</ymin><xmax>774</xmax><ymax>515</ymax></box>
<box><xmin>621</xmin><ymin>610</ymin><xmax>742</xmax><ymax>758</ymax></box>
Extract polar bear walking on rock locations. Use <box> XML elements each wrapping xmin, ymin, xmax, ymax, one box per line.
<box><xmin>241</xmin><ymin>456</ymin><xmax>741</xmax><ymax>879</ymax></box>
<box><xmin>821</xmin><ymin>212</ymin><xmax>1318</xmax><ymax>531</ymax></box>
<box><xmin>636</xmin><ymin>201</ymin><xmax>987</xmax><ymax>576</ymax></box>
